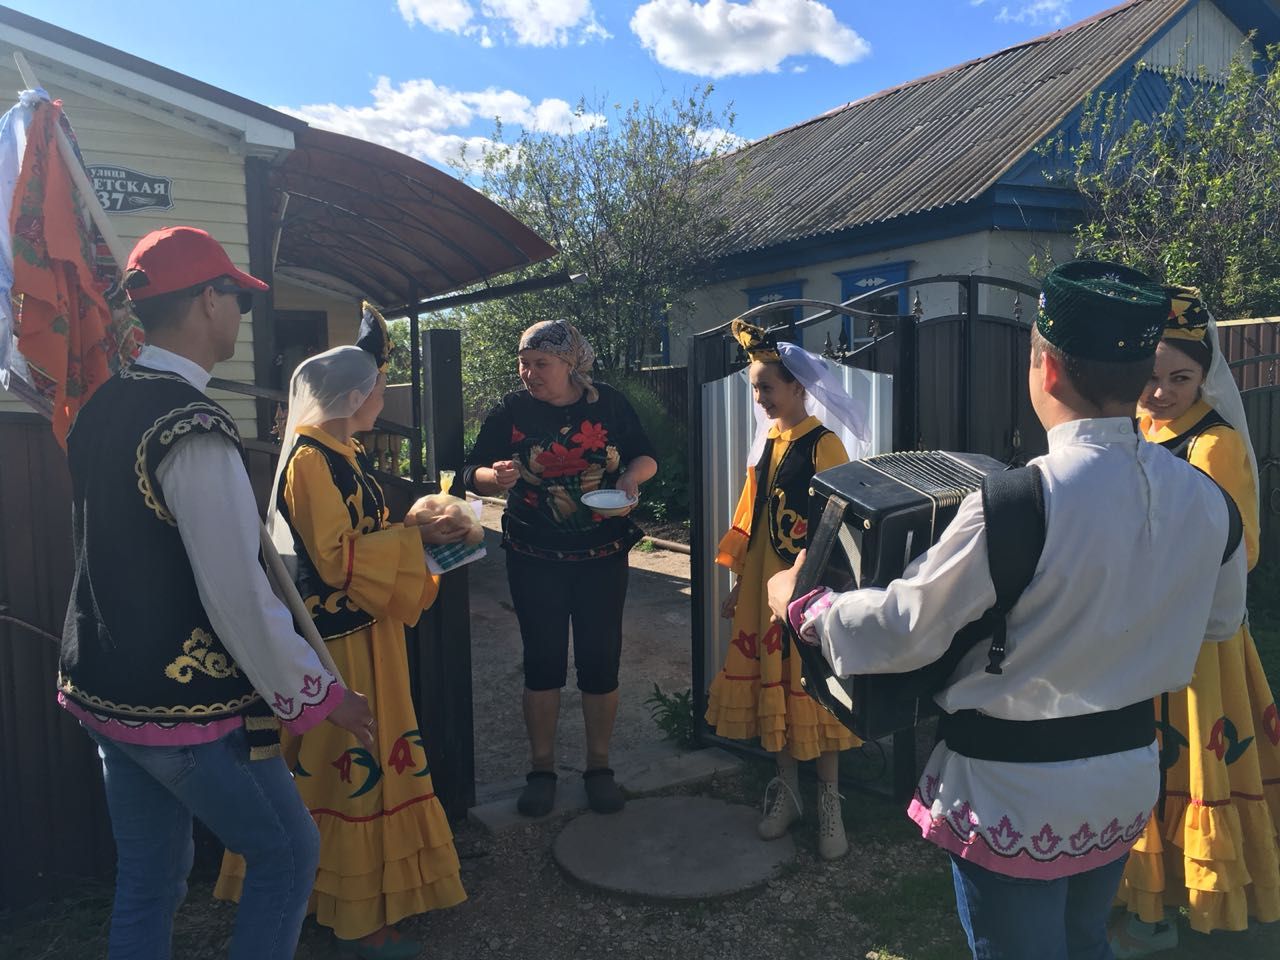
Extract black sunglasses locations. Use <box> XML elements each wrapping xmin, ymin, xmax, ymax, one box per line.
<box><xmin>204</xmin><ymin>281</ymin><xmax>255</xmax><ymax>315</ymax></box>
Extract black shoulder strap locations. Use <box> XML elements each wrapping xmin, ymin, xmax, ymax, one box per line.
<box><xmin>916</xmin><ymin>465</ymin><xmax>1047</xmax><ymax>687</ymax></box>
<box><xmin>976</xmin><ymin>464</ymin><xmax>1046</xmax><ymax>675</ymax></box>
<box><xmin>1162</xmin><ymin>408</ymin><xmax>1229</xmax><ymax>461</ymax></box>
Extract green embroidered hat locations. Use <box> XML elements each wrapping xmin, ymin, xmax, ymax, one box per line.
<box><xmin>1037</xmin><ymin>260</ymin><xmax>1169</xmax><ymax>361</ymax></box>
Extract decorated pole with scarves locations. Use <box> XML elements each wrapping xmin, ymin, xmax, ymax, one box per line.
<box><xmin>0</xmin><ymin>53</ymin><xmax>343</xmax><ymax>683</ymax></box>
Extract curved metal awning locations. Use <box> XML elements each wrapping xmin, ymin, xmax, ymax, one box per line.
<box><xmin>273</xmin><ymin>126</ymin><xmax>557</xmax><ymax>307</ymax></box>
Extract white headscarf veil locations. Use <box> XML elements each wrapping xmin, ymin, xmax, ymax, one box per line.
<box><xmin>1201</xmin><ymin>312</ymin><xmax>1261</xmax><ymax>511</ymax></box>
<box><xmin>269</xmin><ymin>345</ymin><xmax>380</xmax><ymax>566</ymax></box>
<box><xmin>732</xmin><ymin>320</ymin><xmax>872</xmax><ymax>468</ymax></box>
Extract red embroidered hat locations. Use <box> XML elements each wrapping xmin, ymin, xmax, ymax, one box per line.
<box><xmin>123</xmin><ymin>226</ymin><xmax>270</xmax><ymax>301</ymax></box>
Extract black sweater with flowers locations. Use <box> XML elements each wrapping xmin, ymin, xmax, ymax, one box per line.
<box><xmin>463</xmin><ymin>383</ymin><xmax>658</xmax><ymax>560</ymax></box>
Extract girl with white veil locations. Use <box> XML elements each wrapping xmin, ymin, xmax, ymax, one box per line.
<box><xmin>218</xmin><ymin>334</ymin><xmax>469</xmax><ymax>957</ymax></box>
<box><xmin>1114</xmin><ymin>288</ymin><xmax>1280</xmax><ymax>955</ymax></box>
<box><xmin>705</xmin><ymin>319</ymin><xmax>871</xmax><ymax>862</ymax></box>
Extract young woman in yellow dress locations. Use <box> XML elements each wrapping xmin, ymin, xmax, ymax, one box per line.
<box><xmin>216</xmin><ymin>315</ymin><xmax>468</xmax><ymax>959</ymax></box>
<box><xmin>705</xmin><ymin>319</ymin><xmax>871</xmax><ymax>860</ymax></box>
<box><xmin>1113</xmin><ymin>287</ymin><xmax>1280</xmax><ymax>956</ymax></box>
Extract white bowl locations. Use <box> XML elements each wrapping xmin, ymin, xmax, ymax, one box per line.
<box><xmin>581</xmin><ymin>489</ymin><xmax>637</xmax><ymax>516</ymax></box>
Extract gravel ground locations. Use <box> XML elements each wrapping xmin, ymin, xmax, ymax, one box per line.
<box><xmin>3</xmin><ymin>766</ymin><xmax>968</xmax><ymax>960</ymax></box>
<box><xmin>9</xmin><ymin>764</ymin><xmax>1280</xmax><ymax>960</ymax></box>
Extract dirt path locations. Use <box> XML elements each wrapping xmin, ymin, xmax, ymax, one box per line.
<box><xmin>469</xmin><ymin>502</ymin><xmax>692</xmax><ymax>792</ymax></box>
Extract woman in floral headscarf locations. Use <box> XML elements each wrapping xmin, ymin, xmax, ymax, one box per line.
<box><xmin>1112</xmin><ymin>288</ymin><xmax>1280</xmax><ymax>956</ymax></box>
<box><xmin>464</xmin><ymin>319</ymin><xmax>658</xmax><ymax>817</ymax></box>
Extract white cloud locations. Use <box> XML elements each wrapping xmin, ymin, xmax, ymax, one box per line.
<box><xmin>630</xmin><ymin>0</ymin><xmax>870</xmax><ymax>78</ymax></box>
<box><xmin>396</xmin><ymin>0</ymin><xmax>610</xmax><ymax>47</ymax></box>
<box><xmin>396</xmin><ymin>0</ymin><xmax>472</xmax><ymax>32</ymax></box>
<box><xmin>995</xmin><ymin>1</ymin><xmax>1072</xmax><ymax>25</ymax></box>
<box><xmin>280</xmin><ymin>77</ymin><xmax>606</xmax><ymax>170</ymax></box>
<box><xmin>691</xmin><ymin>125</ymin><xmax>748</xmax><ymax>154</ymax></box>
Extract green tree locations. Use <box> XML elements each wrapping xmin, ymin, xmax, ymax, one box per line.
<box><xmin>453</xmin><ymin>86</ymin><xmax>742</xmax><ymax>419</ymax></box>
<box><xmin>1039</xmin><ymin>40</ymin><xmax>1280</xmax><ymax>318</ymax></box>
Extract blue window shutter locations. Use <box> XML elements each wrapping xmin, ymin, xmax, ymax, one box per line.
<box><xmin>743</xmin><ymin>279</ymin><xmax>806</xmax><ymax>347</ymax></box>
<box><xmin>834</xmin><ymin>262</ymin><xmax>910</xmax><ymax>347</ymax></box>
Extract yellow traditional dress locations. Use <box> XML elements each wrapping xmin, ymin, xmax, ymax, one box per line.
<box><xmin>215</xmin><ymin>425</ymin><xmax>465</xmax><ymax>940</ymax></box>
<box><xmin>705</xmin><ymin>415</ymin><xmax>860</xmax><ymax>759</ymax></box>
<box><xmin>1119</xmin><ymin>399</ymin><xmax>1280</xmax><ymax>932</ymax></box>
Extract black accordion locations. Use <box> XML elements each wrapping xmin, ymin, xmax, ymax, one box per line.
<box><xmin>791</xmin><ymin>450</ymin><xmax>1007</xmax><ymax>741</ymax></box>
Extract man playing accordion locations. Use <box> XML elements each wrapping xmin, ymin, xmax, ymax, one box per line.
<box><xmin>768</xmin><ymin>260</ymin><xmax>1247</xmax><ymax>960</ymax></box>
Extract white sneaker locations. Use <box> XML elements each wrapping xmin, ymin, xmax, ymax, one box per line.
<box><xmin>817</xmin><ymin>781</ymin><xmax>849</xmax><ymax>860</ymax></box>
<box><xmin>758</xmin><ymin>775</ymin><xmax>802</xmax><ymax>840</ymax></box>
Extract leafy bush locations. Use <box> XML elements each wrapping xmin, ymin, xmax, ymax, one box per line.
<box><xmin>644</xmin><ymin>684</ymin><xmax>697</xmax><ymax>748</ymax></box>
<box><xmin>611</xmin><ymin>374</ymin><xmax>689</xmax><ymax>524</ymax></box>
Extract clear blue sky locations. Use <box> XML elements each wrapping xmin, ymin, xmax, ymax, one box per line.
<box><xmin>13</xmin><ymin>0</ymin><xmax>1122</xmax><ymax>169</ymax></box>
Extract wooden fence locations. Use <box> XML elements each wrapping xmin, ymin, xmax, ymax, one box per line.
<box><xmin>1220</xmin><ymin>320</ymin><xmax>1280</xmax><ymax>560</ymax></box>
<box><xmin>0</xmin><ymin>415</ymin><xmax>115</xmax><ymax>909</ymax></box>
<box><xmin>634</xmin><ymin>365</ymin><xmax>687</xmax><ymax>422</ymax></box>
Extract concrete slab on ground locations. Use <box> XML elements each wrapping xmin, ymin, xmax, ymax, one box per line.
<box><xmin>552</xmin><ymin>796</ymin><xmax>795</xmax><ymax>900</ymax></box>
<box><xmin>469</xmin><ymin>741</ymin><xmax>743</xmax><ymax>833</ymax></box>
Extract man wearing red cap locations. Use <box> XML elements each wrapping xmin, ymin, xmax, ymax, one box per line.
<box><xmin>58</xmin><ymin>226</ymin><xmax>376</xmax><ymax>959</ymax></box>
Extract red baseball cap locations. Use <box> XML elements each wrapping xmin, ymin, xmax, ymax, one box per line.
<box><xmin>124</xmin><ymin>226</ymin><xmax>270</xmax><ymax>301</ymax></box>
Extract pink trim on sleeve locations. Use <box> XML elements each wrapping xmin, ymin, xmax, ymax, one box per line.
<box><xmin>787</xmin><ymin>587</ymin><xmax>833</xmax><ymax>645</ymax></box>
<box><xmin>281</xmin><ymin>679</ymin><xmax>345</xmax><ymax>736</ymax></box>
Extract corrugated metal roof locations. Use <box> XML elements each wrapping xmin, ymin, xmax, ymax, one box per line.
<box><xmin>707</xmin><ymin>0</ymin><xmax>1190</xmax><ymax>257</ymax></box>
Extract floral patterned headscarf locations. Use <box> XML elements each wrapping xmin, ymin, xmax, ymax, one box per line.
<box><xmin>519</xmin><ymin>319</ymin><xmax>598</xmax><ymax>403</ymax></box>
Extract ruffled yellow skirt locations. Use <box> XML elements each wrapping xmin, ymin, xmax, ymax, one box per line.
<box><xmin>705</xmin><ymin>535</ymin><xmax>858</xmax><ymax>760</ymax></box>
<box><xmin>1118</xmin><ymin>625</ymin><xmax>1280</xmax><ymax>933</ymax></box>
<box><xmin>215</xmin><ymin>620</ymin><xmax>465</xmax><ymax>940</ymax></box>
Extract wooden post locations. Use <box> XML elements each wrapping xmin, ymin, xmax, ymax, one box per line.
<box><xmin>408</xmin><ymin>290</ymin><xmax>424</xmax><ymax>484</ymax></box>
<box><xmin>689</xmin><ymin>331</ymin><xmax>730</xmax><ymax>743</ymax></box>
<box><xmin>408</xmin><ymin>329</ymin><xmax>474</xmax><ymax>817</ymax></box>
<box><xmin>962</xmin><ymin>275</ymin><xmax>979</xmax><ymax>452</ymax></box>
<box><xmin>893</xmin><ymin>307</ymin><xmax>919</xmax><ymax>452</ymax></box>
<box><xmin>245</xmin><ymin>156</ymin><xmax>277</xmax><ymax>440</ymax></box>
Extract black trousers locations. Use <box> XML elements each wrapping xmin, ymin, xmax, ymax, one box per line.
<box><xmin>505</xmin><ymin>548</ymin><xmax>629</xmax><ymax>694</ymax></box>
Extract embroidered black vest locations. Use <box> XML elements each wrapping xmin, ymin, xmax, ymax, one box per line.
<box><xmin>751</xmin><ymin>426</ymin><xmax>831</xmax><ymax>564</ymax></box>
<box><xmin>59</xmin><ymin>365</ymin><xmax>262</xmax><ymax>725</ymax></box>
<box><xmin>1159</xmin><ymin>408</ymin><xmax>1230</xmax><ymax>461</ymax></box>
<box><xmin>277</xmin><ymin>436</ymin><xmax>382</xmax><ymax>641</ymax></box>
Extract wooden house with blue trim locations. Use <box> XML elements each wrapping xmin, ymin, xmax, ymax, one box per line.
<box><xmin>668</xmin><ymin>0</ymin><xmax>1280</xmax><ymax>362</ymax></box>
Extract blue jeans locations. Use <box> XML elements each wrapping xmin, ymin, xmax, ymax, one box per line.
<box><xmin>950</xmin><ymin>853</ymin><xmax>1128</xmax><ymax>960</ymax></box>
<box><xmin>89</xmin><ymin>727</ymin><xmax>320</xmax><ymax>960</ymax></box>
